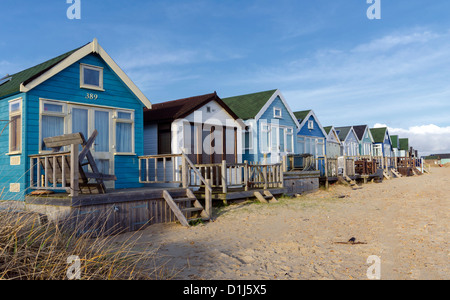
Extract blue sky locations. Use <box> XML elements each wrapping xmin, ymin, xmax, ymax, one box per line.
<box><xmin>1</xmin><ymin>0</ymin><xmax>450</xmax><ymax>155</ymax></box>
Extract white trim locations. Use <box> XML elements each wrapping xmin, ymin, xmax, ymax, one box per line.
<box><xmin>254</xmin><ymin>89</ymin><xmax>301</xmax><ymax>129</ymax></box>
<box><xmin>20</xmin><ymin>38</ymin><xmax>152</xmax><ymax>109</ymax></box>
<box><xmin>297</xmin><ymin>110</ymin><xmax>328</xmax><ymax>138</ymax></box>
<box><xmin>80</xmin><ymin>63</ymin><xmax>104</xmax><ymax>91</ymax></box>
<box><xmin>273</xmin><ymin>107</ymin><xmax>282</xmax><ymax>118</ymax></box>
<box><xmin>8</xmin><ymin>97</ymin><xmax>22</xmax><ymax>155</ymax></box>
<box><xmin>326</xmin><ymin>126</ymin><xmax>341</xmax><ymax>145</ymax></box>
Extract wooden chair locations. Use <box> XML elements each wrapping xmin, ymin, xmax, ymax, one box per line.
<box><xmin>41</xmin><ymin>130</ymin><xmax>116</xmax><ymax>195</ymax></box>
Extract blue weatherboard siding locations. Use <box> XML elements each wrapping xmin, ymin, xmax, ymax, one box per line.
<box><xmin>0</xmin><ymin>93</ymin><xmax>27</xmax><ymax>201</ymax></box>
<box><xmin>27</xmin><ymin>54</ymin><xmax>145</xmax><ymax>190</ymax></box>
<box><xmin>297</xmin><ymin>115</ymin><xmax>325</xmax><ymax>138</ymax></box>
<box><xmin>0</xmin><ymin>52</ymin><xmax>146</xmax><ymax>201</ymax></box>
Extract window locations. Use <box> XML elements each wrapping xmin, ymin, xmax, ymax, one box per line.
<box><xmin>80</xmin><ymin>64</ymin><xmax>103</xmax><ymax>90</ymax></box>
<box><xmin>41</xmin><ymin>102</ymin><xmax>66</xmax><ymax>151</ymax></box>
<box><xmin>9</xmin><ymin>99</ymin><xmax>22</xmax><ymax>154</ymax></box>
<box><xmin>298</xmin><ymin>136</ymin><xmax>305</xmax><ymax>154</ymax></box>
<box><xmin>115</xmin><ymin>110</ymin><xmax>134</xmax><ymax>154</ymax></box>
<box><xmin>244</xmin><ymin>126</ymin><xmax>253</xmax><ymax>150</ymax></box>
<box><xmin>308</xmin><ymin>120</ymin><xmax>314</xmax><ymax>130</ymax></box>
<box><xmin>273</xmin><ymin>107</ymin><xmax>282</xmax><ymax>118</ymax></box>
<box><xmin>317</xmin><ymin>138</ymin><xmax>325</xmax><ymax>156</ymax></box>
<box><xmin>260</xmin><ymin>123</ymin><xmax>270</xmax><ymax>153</ymax></box>
<box><xmin>286</xmin><ymin>128</ymin><xmax>293</xmax><ymax>153</ymax></box>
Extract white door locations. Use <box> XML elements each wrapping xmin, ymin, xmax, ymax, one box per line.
<box><xmin>70</xmin><ymin>105</ymin><xmax>114</xmax><ymax>189</ymax></box>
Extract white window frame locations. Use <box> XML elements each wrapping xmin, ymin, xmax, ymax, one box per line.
<box><xmin>286</xmin><ymin>127</ymin><xmax>294</xmax><ymax>153</ymax></box>
<box><xmin>80</xmin><ymin>63</ymin><xmax>104</xmax><ymax>91</ymax></box>
<box><xmin>39</xmin><ymin>100</ymin><xmax>68</xmax><ymax>153</ymax></box>
<box><xmin>114</xmin><ymin>109</ymin><xmax>135</xmax><ymax>155</ymax></box>
<box><xmin>273</xmin><ymin>107</ymin><xmax>282</xmax><ymax>118</ymax></box>
<box><xmin>308</xmin><ymin>120</ymin><xmax>314</xmax><ymax>130</ymax></box>
<box><xmin>39</xmin><ymin>99</ymin><xmax>135</xmax><ymax>157</ymax></box>
<box><xmin>243</xmin><ymin>125</ymin><xmax>253</xmax><ymax>150</ymax></box>
<box><xmin>8</xmin><ymin>98</ymin><xmax>22</xmax><ymax>155</ymax></box>
<box><xmin>260</xmin><ymin>123</ymin><xmax>270</xmax><ymax>154</ymax></box>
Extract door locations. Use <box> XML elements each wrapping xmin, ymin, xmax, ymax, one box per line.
<box><xmin>70</xmin><ymin>105</ymin><xmax>114</xmax><ymax>189</ymax></box>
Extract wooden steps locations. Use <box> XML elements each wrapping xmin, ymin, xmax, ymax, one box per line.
<box><xmin>254</xmin><ymin>190</ymin><xmax>279</xmax><ymax>204</ymax></box>
<box><xmin>162</xmin><ymin>189</ymin><xmax>209</xmax><ymax>227</ymax></box>
<box><xmin>391</xmin><ymin>169</ymin><xmax>402</xmax><ymax>178</ymax></box>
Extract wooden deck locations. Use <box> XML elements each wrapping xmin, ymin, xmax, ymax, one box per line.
<box><xmin>25</xmin><ymin>187</ymin><xmax>205</xmax><ymax>235</ymax></box>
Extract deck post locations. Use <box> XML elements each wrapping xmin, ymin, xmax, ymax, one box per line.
<box><xmin>205</xmin><ymin>178</ymin><xmax>212</xmax><ymax>218</ymax></box>
<box><xmin>324</xmin><ymin>156</ymin><xmax>329</xmax><ymax>189</ymax></box>
<box><xmin>70</xmin><ymin>143</ymin><xmax>79</xmax><ymax>197</ymax></box>
<box><xmin>244</xmin><ymin>160</ymin><xmax>249</xmax><ymax>191</ymax></box>
<box><xmin>221</xmin><ymin>160</ymin><xmax>227</xmax><ymax>194</ymax></box>
<box><xmin>181</xmin><ymin>154</ymin><xmax>188</xmax><ymax>188</ymax></box>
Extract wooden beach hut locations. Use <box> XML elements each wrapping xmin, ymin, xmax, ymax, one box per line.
<box><xmin>335</xmin><ymin>126</ymin><xmax>359</xmax><ymax>157</ymax></box>
<box><xmin>323</xmin><ymin>126</ymin><xmax>341</xmax><ymax>158</ymax></box>
<box><xmin>294</xmin><ymin>110</ymin><xmax>327</xmax><ymax>159</ymax></box>
<box><xmin>222</xmin><ymin>89</ymin><xmax>300</xmax><ymax>165</ymax></box>
<box><xmin>0</xmin><ymin>38</ymin><xmax>151</xmax><ymax>201</ymax></box>
<box><xmin>353</xmin><ymin>125</ymin><xmax>374</xmax><ymax>157</ymax></box>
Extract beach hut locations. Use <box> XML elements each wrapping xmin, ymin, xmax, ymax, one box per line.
<box><xmin>398</xmin><ymin>138</ymin><xmax>409</xmax><ymax>157</ymax></box>
<box><xmin>143</xmin><ymin>92</ymin><xmax>244</xmax><ymax>165</ymax></box>
<box><xmin>370</xmin><ymin>127</ymin><xmax>394</xmax><ymax>157</ymax></box>
<box><xmin>390</xmin><ymin>135</ymin><xmax>399</xmax><ymax>157</ymax></box>
<box><xmin>335</xmin><ymin>126</ymin><xmax>359</xmax><ymax>157</ymax></box>
<box><xmin>0</xmin><ymin>38</ymin><xmax>151</xmax><ymax>201</ymax></box>
<box><xmin>353</xmin><ymin>125</ymin><xmax>374</xmax><ymax>156</ymax></box>
<box><xmin>294</xmin><ymin>110</ymin><xmax>327</xmax><ymax>158</ymax></box>
<box><xmin>323</xmin><ymin>126</ymin><xmax>341</xmax><ymax>158</ymax></box>
<box><xmin>222</xmin><ymin>89</ymin><xmax>300</xmax><ymax>164</ymax></box>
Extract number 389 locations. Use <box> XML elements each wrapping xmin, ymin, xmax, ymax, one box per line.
<box><xmin>85</xmin><ymin>93</ymin><xmax>98</xmax><ymax>100</ymax></box>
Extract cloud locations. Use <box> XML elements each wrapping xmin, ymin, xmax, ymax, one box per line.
<box><xmin>374</xmin><ymin>123</ymin><xmax>450</xmax><ymax>156</ymax></box>
<box><xmin>352</xmin><ymin>30</ymin><xmax>440</xmax><ymax>53</ymax></box>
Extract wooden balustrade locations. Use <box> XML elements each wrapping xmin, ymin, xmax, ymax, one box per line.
<box><xmin>138</xmin><ymin>155</ymin><xmax>283</xmax><ymax>193</ymax></box>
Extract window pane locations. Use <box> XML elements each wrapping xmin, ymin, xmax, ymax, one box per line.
<box><xmin>42</xmin><ymin>116</ymin><xmax>64</xmax><ymax>150</ymax></box>
<box><xmin>279</xmin><ymin>128</ymin><xmax>285</xmax><ymax>152</ymax></box>
<box><xmin>72</xmin><ymin>108</ymin><xmax>88</xmax><ymax>138</ymax></box>
<box><xmin>118</xmin><ymin>112</ymin><xmax>132</xmax><ymax>120</ymax></box>
<box><xmin>116</xmin><ymin>122</ymin><xmax>132</xmax><ymax>153</ymax></box>
<box><xmin>10</xmin><ymin>115</ymin><xmax>21</xmax><ymax>152</ymax></box>
<box><xmin>83</xmin><ymin>67</ymin><xmax>100</xmax><ymax>87</ymax></box>
<box><xmin>44</xmin><ymin>103</ymin><xmax>63</xmax><ymax>113</ymax></box>
<box><xmin>10</xmin><ymin>102</ymin><xmax>20</xmax><ymax>112</ymax></box>
<box><xmin>286</xmin><ymin>134</ymin><xmax>293</xmax><ymax>152</ymax></box>
<box><xmin>95</xmin><ymin>111</ymin><xmax>109</xmax><ymax>152</ymax></box>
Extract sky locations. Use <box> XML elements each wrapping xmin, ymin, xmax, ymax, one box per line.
<box><xmin>1</xmin><ymin>0</ymin><xmax>450</xmax><ymax>156</ymax></box>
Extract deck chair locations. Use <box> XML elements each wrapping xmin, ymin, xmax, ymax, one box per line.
<box><xmin>42</xmin><ymin>130</ymin><xmax>116</xmax><ymax>194</ymax></box>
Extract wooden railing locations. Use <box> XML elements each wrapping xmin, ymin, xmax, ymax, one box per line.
<box><xmin>138</xmin><ymin>154</ymin><xmax>283</xmax><ymax>193</ymax></box>
<box><xmin>30</xmin><ymin>147</ymin><xmax>79</xmax><ymax>197</ymax></box>
<box><xmin>139</xmin><ymin>154</ymin><xmax>183</xmax><ymax>184</ymax></box>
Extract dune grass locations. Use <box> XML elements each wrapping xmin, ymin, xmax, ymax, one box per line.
<box><xmin>0</xmin><ymin>209</ymin><xmax>171</xmax><ymax>280</ymax></box>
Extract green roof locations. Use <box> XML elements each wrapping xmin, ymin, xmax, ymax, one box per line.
<box><xmin>391</xmin><ymin>135</ymin><xmax>399</xmax><ymax>148</ymax></box>
<box><xmin>293</xmin><ymin>110</ymin><xmax>311</xmax><ymax>122</ymax></box>
<box><xmin>0</xmin><ymin>46</ymin><xmax>84</xmax><ymax>99</ymax></box>
<box><xmin>370</xmin><ymin>127</ymin><xmax>387</xmax><ymax>143</ymax></box>
<box><xmin>323</xmin><ymin>126</ymin><xmax>333</xmax><ymax>135</ymax></box>
<box><xmin>335</xmin><ymin>126</ymin><xmax>352</xmax><ymax>141</ymax></box>
<box><xmin>399</xmin><ymin>138</ymin><xmax>409</xmax><ymax>151</ymax></box>
<box><xmin>222</xmin><ymin>89</ymin><xmax>277</xmax><ymax>120</ymax></box>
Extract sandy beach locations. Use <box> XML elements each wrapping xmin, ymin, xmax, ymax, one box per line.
<box><xmin>115</xmin><ymin>167</ymin><xmax>449</xmax><ymax>280</ymax></box>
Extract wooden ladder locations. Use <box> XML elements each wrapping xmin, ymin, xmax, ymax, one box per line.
<box><xmin>383</xmin><ymin>170</ymin><xmax>391</xmax><ymax>180</ymax></box>
<box><xmin>163</xmin><ymin>189</ymin><xmax>209</xmax><ymax>227</ymax></box>
<box><xmin>254</xmin><ymin>190</ymin><xmax>279</xmax><ymax>204</ymax></box>
<box><xmin>391</xmin><ymin>169</ymin><xmax>402</xmax><ymax>178</ymax></box>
